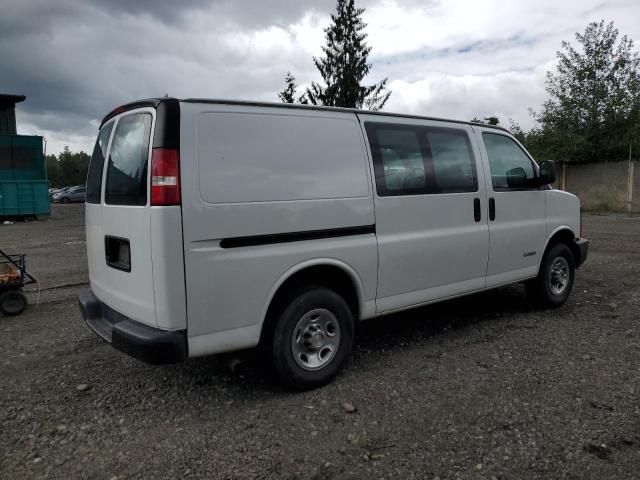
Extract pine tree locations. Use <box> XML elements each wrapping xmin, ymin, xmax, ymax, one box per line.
<box><xmin>278</xmin><ymin>72</ymin><xmax>297</xmax><ymax>104</ymax></box>
<box><xmin>303</xmin><ymin>0</ymin><xmax>391</xmax><ymax>110</ymax></box>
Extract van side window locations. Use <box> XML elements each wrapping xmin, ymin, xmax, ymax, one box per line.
<box><xmin>426</xmin><ymin>130</ymin><xmax>477</xmax><ymax>193</ymax></box>
<box><xmin>483</xmin><ymin>133</ymin><xmax>536</xmax><ymax>190</ymax></box>
<box><xmin>373</xmin><ymin>127</ymin><xmax>426</xmax><ymax>193</ymax></box>
<box><xmin>365</xmin><ymin>122</ymin><xmax>477</xmax><ymax>196</ymax></box>
<box><xmin>86</xmin><ymin>122</ymin><xmax>114</xmax><ymax>204</ymax></box>
<box><xmin>105</xmin><ymin>113</ymin><xmax>152</xmax><ymax>206</ymax></box>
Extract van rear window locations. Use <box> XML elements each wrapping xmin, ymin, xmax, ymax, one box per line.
<box><xmin>105</xmin><ymin>113</ymin><xmax>152</xmax><ymax>206</ymax></box>
<box><xmin>86</xmin><ymin>122</ymin><xmax>114</xmax><ymax>204</ymax></box>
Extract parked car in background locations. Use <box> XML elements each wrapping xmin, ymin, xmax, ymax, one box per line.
<box><xmin>49</xmin><ymin>186</ymin><xmax>72</xmax><ymax>199</ymax></box>
<box><xmin>49</xmin><ymin>187</ymin><xmax>64</xmax><ymax>199</ymax></box>
<box><xmin>52</xmin><ymin>185</ymin><xmax>85</xmax><ymax>203</ymax></box>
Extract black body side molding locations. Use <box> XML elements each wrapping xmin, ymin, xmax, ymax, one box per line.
<box><xmin>220</xmin><ymin>225</ymin><xmax>376</xmax><ymax>249</ymax></box>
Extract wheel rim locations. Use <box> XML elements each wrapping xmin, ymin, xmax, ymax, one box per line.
<box><xmin>291</xmin><ymin>308</ymin><xmax>341</xmax><ymax>371</ymax></box>
<box><xmin>548</xmin><ymin>256</ymin><xmax>570</xmax><ymax>296</ymax></box>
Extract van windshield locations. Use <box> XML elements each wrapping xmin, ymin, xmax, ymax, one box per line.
<box><xmin>86</xmin><ymin>122</ymin><xmax>114</xmax><ymax>204</ymax></box>
<box><xmin>105</xmin><ymin>112</ymin><xmax>152</xmax><ymax>206</ymax></box>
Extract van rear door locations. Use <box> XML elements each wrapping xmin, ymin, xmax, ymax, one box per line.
<box><xmin>85</xmin><ymin>108</ymin><xmax>158</xmax><ymax>327</ymax></box>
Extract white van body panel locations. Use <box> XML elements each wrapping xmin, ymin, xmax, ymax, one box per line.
<box><xmin>263</xmin><ymin>257</ymin><xmax>376</xmax><ymax>322</ymax></box>
<box><xmin>472</xmin><ymin>126</ymin><xmax>547</xmax><ymax>288</ymax></box>
<box><xmin>358</xmin><ymin>114</ymin><xmax>491</xmax><ymax>313</ymax></box>
<box><xmin>537</xmin><ymin>189</ymin><xmax>581</xmax><ymax>275</ymax></box>
<box><xmin>85</xmin><ymin>107</ymin><xmax>187</xmax><ymax>331</ymax></box>
<box><xmin>196</xmin><ymin>111</ymin><xmax>370</xmax><ymax>203</ymax></box>
<box><xmin>188</xmin><ymin>254</ymin><xmax>376</xmax><ymax>357</ymax></box>
<box><xmin>86</xmin><ymin>108</ymin><xmax>158</xmax><ymax>328</ymax></box>
<box><xmin>179</xmin><ymin>103</ymin><xmax>377</xmax><ymax>355</ymax></box>
<box><xmin>92</xmin><ymin>205</ymin><xmax>157</xmax><ymax>326</ymax></box>
<box><xmin>545</xmin><ymin>189</ymin><xmax>580</xmax><ymax>237</ymax></box>
<box><xmin>149</xmin><ymin>206</ymin><xmax>187</xmax><ymax>330</ymax></box>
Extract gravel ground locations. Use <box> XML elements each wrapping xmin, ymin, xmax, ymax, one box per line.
<box><xmin>1</xmin><ymin>206</ymin><xmax>640</xmax><ymax>479</ymax></box>
<box><xmin>0</xmin><ymin>205</ymin><xmax>88</xmax><ymax>303</ymax></box>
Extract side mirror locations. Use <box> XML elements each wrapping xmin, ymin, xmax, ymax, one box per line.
<box><xmin>506</xmin><ymin>167</ymin><xmax>528</xmax><ymax>188</ymax></box>
<box><xmin>539</xmin><ymin>160</ymin><xmax>556</xmax><ymax>185</ymax></box>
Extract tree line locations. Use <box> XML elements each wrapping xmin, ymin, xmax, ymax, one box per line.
<box><xmin>46</xmin><ymin>146</ymin><xmax>90</xmax><ymax>188</ymax></box>
<box><xmin>279</xmin><ymin>0</ymin><xmax>639</xmax><ymax>164</ymax></box>
<box><xmin>478</xmin><ymin>21</ymin><xmax>640</xmax><ymax>164</ymax></box>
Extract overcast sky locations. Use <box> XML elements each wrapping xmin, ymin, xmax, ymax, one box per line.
<box><xmin>1</xmin><ymin>0</ymin><xmax>639</xmax><ymax>155</ymax></box>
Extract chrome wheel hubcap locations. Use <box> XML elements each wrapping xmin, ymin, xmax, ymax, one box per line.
<box><xmin>291</xmin><ymin>308</ymin><xmax>341</xmax><ymax>371</ymax></box>
<box><xmin>548</xmin><ymin>256</ymin><xmax>570</xmax><ymax>295</ymax></box>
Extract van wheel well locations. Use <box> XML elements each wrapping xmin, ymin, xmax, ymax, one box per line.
<box><xmin>260</xmin><ymin>265</ymin><xmax>359</xmax><ymax>346</ymax></box>
<box><xmin>546</xmin><ymin>229</ymin><xmax>578</xmax><ymax>263</ymax></box>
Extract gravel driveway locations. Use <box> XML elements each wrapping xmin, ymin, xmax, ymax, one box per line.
<box><xmin>1</xmin><ymin>206</ymin><xmax>639</xmax><ymax>479</ymax></box>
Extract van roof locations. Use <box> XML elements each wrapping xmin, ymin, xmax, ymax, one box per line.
<box><xmin>100</xmin><ymin>97</ymin><xmax>510</xmax><ymax>133</ymax></box>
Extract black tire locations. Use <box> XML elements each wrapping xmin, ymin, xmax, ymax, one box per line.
<box><xmin>61</xmin><ymin>197</ymin><xmax>70</xmax><ymax>204</ymax></box>
<box><xmin>0</xmin><ymin>290</ymin><xmax>27</xmax><ymax>316</ymax></box>
<box><xmin>526</xmin><ymin>243</ymin><xmax>575</xmax><ymax>308</ymax></box>
<box><xmin>268</xmin><ymin>286</ymin><xmax>354</xmax><ymax>391</ymax></box>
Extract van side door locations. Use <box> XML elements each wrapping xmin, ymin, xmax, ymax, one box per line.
<box><xmin>473</xmin><ymin>127</ymin><xmax>547</xmax><ymax>286</ymax></box>
<box><xmin>359</xmin><ymin>116</ymin><xmax>490</xmax><ymax>313</ymax></box>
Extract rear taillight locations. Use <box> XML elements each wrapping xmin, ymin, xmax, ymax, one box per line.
<box><xmin>151</xmin><ymin>148</ymin><xmax>180</xmax><ymax>206</ymax></box>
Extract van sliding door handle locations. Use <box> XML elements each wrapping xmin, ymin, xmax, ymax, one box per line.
<box><xmin>473</xmin><ymin>198</ymin><xmax>481</xmax><ymax>222</ymax></box>
<box><xmin>489</xmin><ymin>197</ymin><xmax>496</xmax><ymax>221</ymax></box>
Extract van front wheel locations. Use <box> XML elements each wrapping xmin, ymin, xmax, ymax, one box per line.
<box><xmin>269</xmin><ymin>287</ymin><xmax>354</xmax><ymax>390</ymax></box>
<box><xmin>526</xmin><ymin>243</ymin><xmax>575</xmax><ymax>308</ymax></box>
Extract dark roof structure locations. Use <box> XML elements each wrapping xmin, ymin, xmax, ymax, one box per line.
<box><xmin>0</xmin><ymin>94</ymin><xmax>26</xmax><ymax>135</ymax></box>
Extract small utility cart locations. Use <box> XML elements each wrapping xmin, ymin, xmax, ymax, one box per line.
<box><xmin>0</xmin><ymin>249</ymin><xmax>36</xmax><ymax>316</ymax></box>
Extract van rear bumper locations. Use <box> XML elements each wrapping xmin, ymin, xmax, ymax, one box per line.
<box><xmin>78</xmin><ymin>288</ymin><xmax>187</xmax><ymax>365</ymax></box>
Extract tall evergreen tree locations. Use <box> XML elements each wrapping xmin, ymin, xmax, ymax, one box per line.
<box><xmin>304</xmin><ymin>0</ymin><xmax>390</xmax><ymax>110</ymax></box>
<box><xmin>278</xmin><ymin>72</ymin><xmax>297</xmax><ymax>103</ymax></box>
<box><xmin>298</xmin><ymin>0</ymin><xmax>391</xmax><ymax>110</ymax></box>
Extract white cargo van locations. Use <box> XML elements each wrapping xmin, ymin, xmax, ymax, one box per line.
<box><xmin>78</xmin><ymin>98</ymin><xmax>588</xmax><ymax>389</ymax></box>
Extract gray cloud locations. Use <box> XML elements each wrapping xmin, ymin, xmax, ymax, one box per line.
<box><xmin>84</xmin><ymin>0</ymin><xmax>342</xmax><ymax>28</ymax></box>
<box><xmin>1</xmin><ymin>0</ymin><xmax>639</xmax><ymax>154</ymax></box>
<box><xmin>0</xmin><ymin>0</ymin><xmax>338</xmax><ymax>120</ymax></box>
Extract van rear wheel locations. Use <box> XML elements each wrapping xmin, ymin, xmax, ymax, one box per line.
<box><xmin>526</xmin><ymin>243</ymin><xmax>575</xmax><ymax>308</ymax></box>
<box><xmin>268</xmin><ymin>286</ymin><xmax>354</xmax><ymax>390</ymax></box>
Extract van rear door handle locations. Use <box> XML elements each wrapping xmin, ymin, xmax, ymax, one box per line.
<box><xmin>473</xmin><ymin>198</ymin><xmax>481</xmax><ymax>222</ymax></box>
<box><xmin>105</xmin><ymin>236</ymin><xmax>131</xmax><ymax>272</ymax></box>
<box><xmin>489</xmin><ymin>197</ymin><xmax>496</xmax><ymax>221</ymax></box>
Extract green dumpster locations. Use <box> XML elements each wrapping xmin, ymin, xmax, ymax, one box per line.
<box><xmin>0</xmin><ymin>180</ymin><xmax>50</xmax><ymax>216</ymax></box>
<box><xmin>0</xmin><ymin>134</ymin><xmax>49</xmax><ymax>217</ymax></box>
